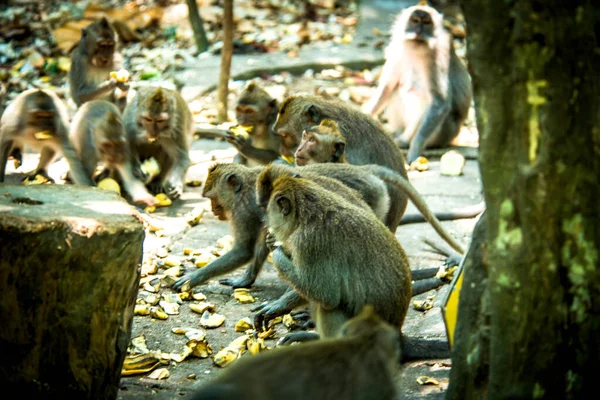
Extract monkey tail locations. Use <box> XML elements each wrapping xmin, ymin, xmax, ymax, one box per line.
<box><xmin>365</xmin><ymin>165</ymin><xmax>467</xmax><ymax>254</ymax></box>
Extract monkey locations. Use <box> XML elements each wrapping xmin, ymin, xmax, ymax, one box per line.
<box><xmin>123</xmin><ymin>86</ymin><xmax>193</xmax><ymax>200</ymax></box>
<box><xmin>0</xmin><ymin>89</ymin><xmax>93</xmax><ymax>186</ymax></box>
<box><xmin>172</xmin><ymin>162</ymin><xmax>372</xmax><ymax>291</ymax></box>
<box><xmin>273</xmin><ymin>94</ymin><xmax>409</xmax><ymax>231</ymax></box>
<box><xmin>187</xmin><ymin>305</ymin><xmax>399</xmax><ymax>400</ymax></box>
<box><xmin>295</xmin><ymin>119</ymin><xmax>485</xmax><ymax>225</ymax></box>
<box><xmin>363</xmin><ymin>3</ymin><xmax>472</xmax><ymax>165</ymax></box>
<box><xmin>69</xmin><ymin>100</ymin><xmax>158</xmax><ymax>206</ymax></box>
<box><xmin>261</xmin><ymin>173</ymin><xmax>412</xmax><ymax>345</ymax></box>
<box><xmin>69</xmin><ymin>17</ymin><xmax>129</xmax><ymax>112</ymax></box>
<box><xmin>228</xmin><ymin>82</ymin><xmax>282</xmax><ymax>167</ymax></box>
<box><xmin>294</xmin><ymin>119</ymin><xmax>346</xmax><ymax>166</ymax></box>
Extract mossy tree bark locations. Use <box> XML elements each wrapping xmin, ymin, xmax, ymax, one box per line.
<box><xmin>447</xmin><ymin>1</ymin><xmax>600</xmax><ymax>399</ymax></box>
<box><xmin>0</xmin><ymin>185</ymin><xmax>145</xmax><ymax>399</ymax></box>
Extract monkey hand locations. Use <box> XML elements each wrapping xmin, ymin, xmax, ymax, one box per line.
<box><xmin>277</xmin><ymin>332</ymin><xmax>320</xmax><ymax>346</ymax></box>
<box><xmin>131</xmin><ymin>190</ymin><xmax>160</xmax><ymax>207</ymax></box>
<box><xmin>173</xmin><ymin>271</ymin><xmax>202</xmax><ymax>292</ymax></box>
<box><xmin>252</xmin><ymin>299</ymin><xmax>289</xmax><ymax>332</ymax></box>
<box><xmin>265</xmin><ymin>232</ymin><xmax>280</xmax><ymax>252</ymax></box>
<box><xmin>225</xmin><ymin>133</ymin><xmax>251</xmax><ymax>153</ymax></box>
<box><xmin>116</xmin><ymin>81</ymin><xmax>130</xmax><ymax>92</ymax></box>
<box><xmin>105</xmin><ymin>78</ymin><xmax>118</xmax><ymax>90</ymax></box>
<box><xmin>165</xmin><ymin>177</ymin><xmax>184</xmax><ymax>200</ymax></box>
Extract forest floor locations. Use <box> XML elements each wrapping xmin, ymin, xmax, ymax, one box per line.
<box><xmin>1</xmin><ymin>1</ymin><xmax>481</xmax><ymax>399</ymax></box>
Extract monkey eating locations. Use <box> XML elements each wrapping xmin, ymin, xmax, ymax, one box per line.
<box><xmin>228</xmin><ymin>82</ymin><xmax>282</xmax><ymax>167</ymax></box>
<box><xmin>261</xmin><ymin>173</ymin><xmax>412</xmax><ymax>345</ymax></box>
<box><xmin>363</xmin><ymin>3</ymin><xmax>472</xmax><ymax>164</ymax></box>
<box><xmin>295</xmin><ymin>119</ymin><xmax>485</xmax><ymax>225</ymax></box>
<box><xmin>0</xmin><ymin>89</ymin><xmax>93</xmax><ymax>186</ymax></box>
<box><xmin>187</xmin><ymin>305</ymin><xmax>400</xmax><ymax>400</ymax></box>
<box><xmin>123</xmin><ymin>86</ymin><xmax>193</xmax><ymax>200</ymax></box>
<box><xmin>273</xmin><ymin>94</ymin><xmax>409</xmax><ymax>231</ymax></box>
<box><xmin>69</xmin><ymin>17</ymin><xmax>128</xmax><ymax>112</ymax></box>
<box><xmin>69</xmin><ymin>99</ymin><xmax>158</xmax><ymax>206</ymax></box>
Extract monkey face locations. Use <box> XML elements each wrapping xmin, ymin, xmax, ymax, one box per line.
<box><xmin>92</xmin><ymin>40</ymin><xmax>116</xmax><ymax>67</ymax></box>
<box><xmin>28</xmin><ymin>110</ymin><xmax>56</xmax><ymax>132</ymax></box>
<box><xmin>139</xmin><ymin>112</ymin><xmax>169</xmax><ymax>141</ymax></box>
<box><xmin>294</xmin><ymin>130</ymin><xmax>320</xmax><ymax>166</ymax></box>
<box><xmin>404</xmin><ymin>9</ymin><xmax>437</xmax><ymax>43</ymax></box>
<box><xmin>202</xmin><ymin>164</ymin><xmax>243</xmax><ymax>221</ymax></box>
<box><xmin>235</xmin><ymin>104</ymin><xmax>259</xmax><ymax>127</ymax></box>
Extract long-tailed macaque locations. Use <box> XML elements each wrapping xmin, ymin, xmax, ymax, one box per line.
<box><xmin>123</xmin><ymin>86</ymin><xmax>193</xmax><ymax>199</ymax></box>
<box><xmin>187</xmin><ymin>306</ymin><xmax>399</xmax><ymax>400</ymax></box>
<box><xmin>69</xmin><ymin>100</ymin><xmax>158</xmax><ymax>206</ymax></box>
<box><xmin>273</xmin><ymin>94</ymin><xmax>408</xmax><ymax>230</ymax></box>
<box><xmin>262</xmin><ymin>174</ymin><xmax>412</xmax><ymax>343</ymax></box>
<box><xmin>69</xmin><ymin>17</ymin><xmax>128</xmax><ymax>111</ymax></box>
<box><xmin>363</xmin><ymin>3</ymin><xmax>472</xmax><ymax>164</ymax></box>
<box><xmin>0</xmin><ymin>89</ymin><xmax>92</xmax><ymax>186</ymax></box>
<box><xmin>229</xmin><ymin>82</ymin><xmax>281</xmax><ymax>167</ymax></box>
<box><xmin>172</xmin><ymin>162</ymin><xmax>371</xmax><ymax>291</ymax></box>
<box><xmin>295</xmin><ymin>119</ymin><xmax>485</xmax><ymax>225</ymax></box>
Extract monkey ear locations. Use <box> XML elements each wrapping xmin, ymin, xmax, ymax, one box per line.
<box><xmin>100</xmin><ymin>17</ymin><xmax>110</xmax><ymax>26</ymax></box>
<box><xmin>275</xmin><ymin>195</ymin><xmax>292</xmax><ymax>216</ymax></box>
<box><xmin>247</xmin><ymin>82</ymin><xmax>256</xmax><ymax>91</ymax></box>
<box><xmin>333</xmin><ymin>141</ymin><xmax>346</xmax><ymax>160</ymax></box>
<box><xmin>303</xmin><ymin>104</ymin><xmax>320</xmax><ymax>123</ymax></box>
<box><xmin>226</xmin><ymin>174</ymin><xmax>242</xmax><ymax>193</ymax></box>
<box><xmin>268</xmin><ymin>99</ymin><xmax>278</xmax><ymax>109</ymax></box>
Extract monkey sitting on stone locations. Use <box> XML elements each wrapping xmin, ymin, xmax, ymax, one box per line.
<box><xmin>187</xmin><ymin>305</ymin><xmax>400</xmax><ymax>400</ymax></box>
<box><xmin>363</xmin><ymin>2</ymin><xmax>473</xmax><ymax>164</ymax></box>
<box><xmin>69</xmin><ymin>17</ymin><xmax>129</xmax><ymax>112</ymax></box>
<box><xmin>123</xmin><ymin>86</ymin><xmax>193</xmax><ymax>200</ymax></box>
<box><xmin>69</xmin><ymin>100</ymin><xmax>158</xmax><ymax>206</ymax></box>
<box><xmin>0</xmin><ymin>89</ymin><xmax>92</xmax><ymax>186</ymax></box>
<box><xmin>228</xmin><ymin>82</ymin><xmax>282</xmax><ymax>167</ymax></box>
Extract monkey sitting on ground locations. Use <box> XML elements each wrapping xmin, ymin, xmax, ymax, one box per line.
<box><xmin>172</xmin><ymin>162</ymin><xmax>371</xmax><ymax>291</ymax></box>
<box><xmin>69</xmin><ymin>100</ymin><xmax>158</xmax><ymax>206</ymax></box>
<box><xmin>261</xmin><ymin>173</ymin><xmax>412</xmax><ymax>345</ymax></box>
<box><xmin>228</xmin><ymin>82</ymin><xmax>282</xmax><ymax>167</ymax></box>
<box><xmin>123</xmin><ymin>86</ymin><xmax>193</xmax><ymax>200</ymax></box>
<box><xmin>295</xmin><ymin>119</ymin><xmax>485</xmax><ymax>225</ymax></box>
<box><xmin>69</xmin><ymin>17</ymin><xmax>129</xmax><ymax>112</ymax></box>
<box><xmin>363</xmin><ymin>3</ymin><xmax>472</xmax><ymax>164</ymax></box>
<box><xmin>0</xmin><ymin>89</ymin><xmax>92</xmax><ymax>186</ymax></box>
<box><xmin>187</xmin><ymin>305</ymin><xmax>399</xmax><ymax>400</ymax></box>
<box><xmin>273</xmin><ymin>94</ymin><xmax>408</xmax><ymax>231</ymax></box>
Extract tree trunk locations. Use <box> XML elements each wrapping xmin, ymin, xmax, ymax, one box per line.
<box><xmin>185</xmin><ymin>0</ymin><xmax>209</xmax><ymax>54</ymax></box>
<box><xmin>0</xmin><ymin>185</ymin><xmax>145</xmax><ymax>399</ymax></box>
<box><xmin>448</xmin><ymin>1</ymin><xmax>600</xmax><ymax>399</ymax></box>
<box><xmin>217</xmin><ymin>0</ymin><xmax>233</xmax><ymax>124</ymax></box>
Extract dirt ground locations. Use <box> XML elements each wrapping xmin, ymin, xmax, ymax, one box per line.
<box><xmin>2</xmin><ymin>70</ymin><xmax>482</xmax><ymax>399</ymax></box>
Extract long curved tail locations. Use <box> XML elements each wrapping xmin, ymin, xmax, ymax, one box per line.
<box><xmin>365</xmin><ymin>165</ymin><xmax>468</xmax><ymax>254</ymax></box>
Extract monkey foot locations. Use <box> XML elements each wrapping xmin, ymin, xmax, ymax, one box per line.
<box><xmin>289</xmin><ymin>310</ymin><xmax>315</xmax><ymax>330</ymax></box>
<box><xmin>219</xmin><ymin>276</ymin><xmax>255</xmax><ymax>289</ymax></box>
<box><xmin>277</xmin><ymin>332</ymin><xmax>320</xmax><ymax>346</ymax></box>
<box><xmin>252</xmin><ymin>300</ymin><xmax>290</xmax><ymax>331</ymax></box>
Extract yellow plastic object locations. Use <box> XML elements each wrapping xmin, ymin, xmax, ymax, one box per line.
<box><xmin>441</xmin><ymin>265</ymin><xmax>463</xmax><ymax>348</ymax></box>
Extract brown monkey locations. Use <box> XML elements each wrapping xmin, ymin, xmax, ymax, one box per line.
<box><xmin>69</xmin><ymin>17</ymin><xmax>128</xmax><ymax>111</ymax></box>
<box><xmin>187</xmin><ymin>305</ymin><xmax>399</xmax><ymax>400</ymax></box>
<box><xmin>295</xmin><ymin>119</ymin><xmax>485</xmax><ymax>226</ymax></box>
<box><xmin>228</xmin><ymin>82</ymin><xmax>282</xmax><ymax>167</ymax></box>
<box><xmin>363</xmin><ymin>3</ymin><xmax>472</xmax><ymax>164</ymax></box>
<box><xmin>262</xmin><ymin>174</ymin><xmax>412</xmax><ymax>342</ymax></box>
<box><xmin>294</xmin><ymin>120</ymin><xmax>346</xmax><ymax>166</ymax></box>
<box><xmin>172</xmin><ymin>162</ymin><xmax>370</xmax><ymax>291</ymax></box>
<box><xmin>0</xmin><ymin>89</ymin><xmax>92</xmax><ymax>186</ymax></box>
<box><xmin>273</xmin><ymin>94</ymin><xmax>408</xmax><ymax>231</ymax></box>
<box><xmin>69</xmin><ymin>100</ymin><xmax>158</xmax><ymax>206</ymax></box>
<box><xmin>123</xmin><ymin>86</ymin><xmax>193</xmax><ymax>199</ymax></box>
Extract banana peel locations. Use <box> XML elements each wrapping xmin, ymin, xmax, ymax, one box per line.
<box><xmin>110</xmin><ymin>68</ymin><xmax>130</xmax><ymax>83</ymax></box>
<box><xmin>34</xmin><ymin>130</ymin><xmax>53</xmax><ymax>140</ymax></box>
<box><xmin>97</xmin><ymin>178</ymin><xmax>121</xmax><ymax>194</ymax></box>
<box><xmin>230</xmin><ymin>125</ymin><xmax>252</xmax><ymax>139</ymax></box>
<box><xmin>233</xmin><ymin>288</ymin><xmax>255</xmax><ymax>304</ymax></box>
<box><xmin>121</xmin><ymin>352</ymin><xmax>161</xmax><ymax>376</ymax></box>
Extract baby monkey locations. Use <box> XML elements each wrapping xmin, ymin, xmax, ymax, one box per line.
<box><xmin>188</xmin><ymin>305</ymin><xmax>399</xmax><ymax>400</ymax></box>
<box><xmin>0</xmin><ymin>89</ymin><xmax>92</xmax><ymax>186</ymax></box>
<box><xmin>69</xmin><ymin>100</ymin><xmax>158</xmax><ymax>206</ymax></box>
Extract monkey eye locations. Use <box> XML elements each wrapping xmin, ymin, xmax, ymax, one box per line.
<box><xmin>308</xmin><ymin>136</ymin><xmax>316</xmax><ymax>143</ymax></box>
<box><xmin>142</xmin><ymin>116</ymin><xmax>153</xmax><ymax>123</ymax></box>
